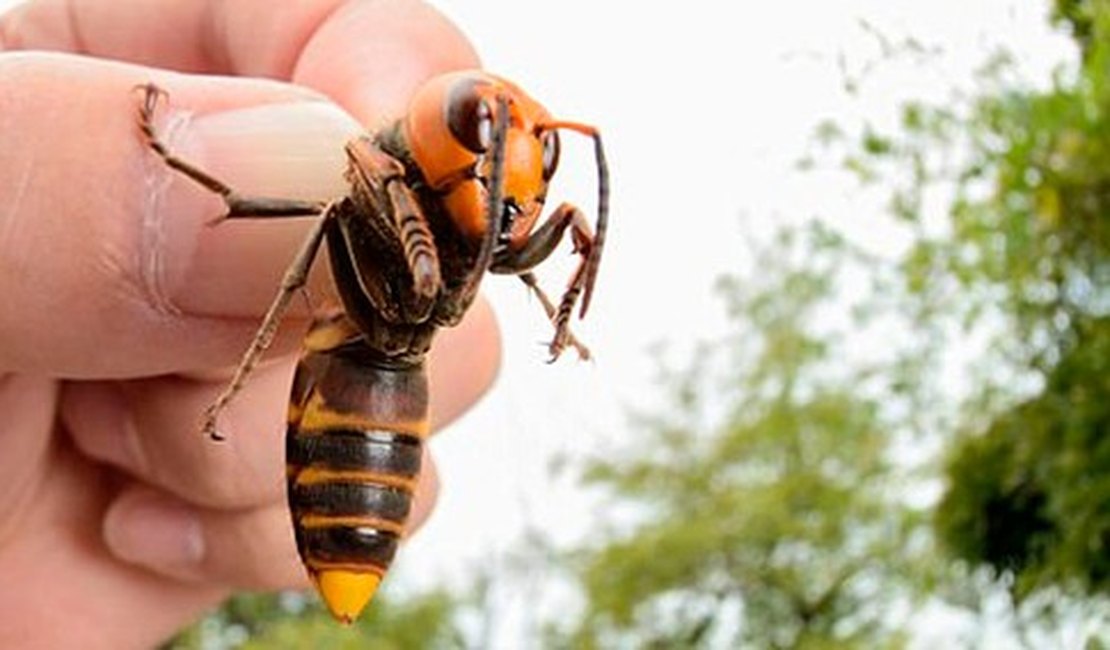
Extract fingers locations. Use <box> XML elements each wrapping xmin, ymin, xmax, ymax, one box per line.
<box><xmin>64</xmin><ymin>358</ymin><xmax>296</xmax><ymax>509</ymax></box>
<box><xmin>0</xmin><ymin>54</ymin><xmax>346</xmax><ymax>376</ymax></box>
<box><xmin>100</xmin><ymin>457</ymin><xmax>440</xmax><ymax>589</ymax></box>
<box><xmin>62</xmin><ymin>302</ymin><xmax>497</xmax><ymax>586</ymax></box>
<box><xmin>289</xmin><ymin>0</ymin><xmax>481</xmax><ymax>122</ymax></box>
<box><xmin>429</xmin><ymin>299</ymin><xmax>501</xmax><ymax>429</ymax></box>
<box><xmin>0</xmin><ymin>0</ymin><xmax>480</xmax><ymax>123</ymax></box>
<box><xmin>0</xmin><ymin>375</ymin><xmax>57</xmax><ymax>516</ymax></box>
<box><xmin>62</xmin><ymin>300</ymin><xmax>499</xmax><ymax>507</ymax></box>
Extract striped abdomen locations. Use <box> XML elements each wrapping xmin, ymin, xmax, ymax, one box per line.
<box><xmin>286</xmin><ymin>329</ymin><xmax>429</xmax><ymax>623</ymax></box>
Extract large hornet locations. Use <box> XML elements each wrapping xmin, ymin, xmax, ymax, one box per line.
<box><xmin>134</xmin><ymin>71</ymin><xmax>608</xmax><ymax>623</ymax></box>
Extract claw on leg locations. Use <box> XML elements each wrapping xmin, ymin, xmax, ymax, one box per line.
<box><xmin>520</xmin><ymin>273</ymin><xmax>590</xmax><ymax>361</ymax></box>
<box><xmin>203</xmin><ymin>404</ymin><xmax>225</xmax><ymax>442</ymax></box>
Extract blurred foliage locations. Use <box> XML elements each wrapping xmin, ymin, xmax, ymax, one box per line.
<box><xmin>830</xmin><ymin>0</ymin><xmax>1110</xmax><ymax>604</ymax></box>
<box><xmin>544</xmin><ymin>227</ymin><xmax>926</xmax><ymax>649</ymax></box>
<box><xmin>164</xmin><ymin>589</ymin><xmax>466</xmax><ymax>650</ymax></box>
<box><xmin>1053</xmin><ymin>0</ymin><xmax>1097</xmax><ymax>56</ymax></box>
<box><xmin>547</xmin><ymin>0</ymin><xmax>1110</xmax><ymax>645</ymax></box>
<box><xmin>937</xmin><ymin>318</ymin><xmax>1110</xmax><ymax>596</ymax></box>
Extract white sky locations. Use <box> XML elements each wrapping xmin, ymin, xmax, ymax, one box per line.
<box><xmin>408</xmin><ymin>1</ymin><xmax>1075</xmax><ymax>645</ymax></box>
<box><xmin>415</xmin><ymin>0</ymin><xmax>1071</xmax><ymax>575</ymax></box>
<box><xmin>0</xmin><ymin>0</ymin><xmax>1079</xmax><ymax>643</ymax></box>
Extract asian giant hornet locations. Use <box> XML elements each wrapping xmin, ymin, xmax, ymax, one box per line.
<box><xmin>134</xmin><ymin>71</ymin><xmax>608</xmax><ymax>624</ymax></box>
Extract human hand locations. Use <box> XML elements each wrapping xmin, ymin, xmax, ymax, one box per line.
<box><xmin>0</xmin><ymin>1</ymin><xmax>497</xmax><ymax>647</ymax></box>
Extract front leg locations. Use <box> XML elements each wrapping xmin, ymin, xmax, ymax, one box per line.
<box><xmin>136</xmin><ymin>83</ymin><xmax>326</xmax><ymax>220</ymax></box>
<box><xmin>492</xmin><ymin>203</ymin><xmax>595</xmax><ymax>360</ymax></box>
<box><xmin>345</xmin><ymin>137</ymin><xmax>442</xmax><ymax>320</ymax></box>
<box><xmin>518</xmin><ymin>272</ymin><xmax>591</xmax><ymax>360</ymax></box>
<box><xmin>136</xmin><ymin>83</ymin><xmax>338</xmax><ymax>440</ymax></box>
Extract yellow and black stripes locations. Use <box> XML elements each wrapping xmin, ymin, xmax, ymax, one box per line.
<box><xmin>285</xmin><ymin>321</ymin><xmax>430</xmax><ymax>581</ymax></box>
<box><xmin>286</xmin><ymin>429</ymin><xmax>423</xmax><ymax>572</ymax></box>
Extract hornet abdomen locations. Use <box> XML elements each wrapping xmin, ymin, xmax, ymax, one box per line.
<box><xmin>285</xmin><ymin>317</ymin><xmax>429</xmax><ymax>622</ymax></box>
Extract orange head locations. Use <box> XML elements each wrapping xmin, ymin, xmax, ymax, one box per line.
<box><xmin>403</xmin><ymin>70</ymin><xmax>604</xmax><ymax>255</ymax></box>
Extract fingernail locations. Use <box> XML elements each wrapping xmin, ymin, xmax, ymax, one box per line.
<box><xmin>192</xmin><ymin>102</ymin><xmax>359</xmax><ymax>200</ymax></box>
<box><xmin>103</xmin><ymin>490</ymin><xmax>205</xmax><ymax>576</ymax></box>
<box><xmin>147</xmin><ymin>101</ymin><xmax>361</xmax><ymax>317</ymax></box>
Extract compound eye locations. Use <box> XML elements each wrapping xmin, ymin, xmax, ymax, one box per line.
<box><xmin>541</xmin><ymin>130</ymin><xmax>561</xmax><ymax>180</ymax></box>
<box><xmin>446</xmin><ymin>81</ymin><xmax>493</xmax><ymax>154</ymax></box>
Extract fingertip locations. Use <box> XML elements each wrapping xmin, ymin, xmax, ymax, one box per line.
<box><xmin>103</xmin><ymin>484</ymin><xmax>308</xmax><ymax>590</ymax></box>
<box><xmin>293</xmin><ymin>0</ymin><xmax>481</xmax><ymax>125</ymax></box>
<box><xmin>429</xmin><ymin>297</ymin><xmax>501</xmax><ymax>430</ymax></box>
<box><xmin>102</xmin><ymin>488</ymin><xmax>206</xmax><ymax>581</ymax></box>
<box><xmin>62</xmin><ymin>382</ymin><xmax>147</xmax><ymax>472</ymax></box>
<box><xmin>408</xmin><ymin>451</ymin><xmax>440</xmax><ymax>534</ymax></box>
<box><xmin>161</xmin><ymin>97</ymin><xmax>358</xmax><ymax>318</ymax></box>
<box><xmin>0</xmin><ymin>55</ymin><xmax>347</xmax><ymax>375</ymax></box>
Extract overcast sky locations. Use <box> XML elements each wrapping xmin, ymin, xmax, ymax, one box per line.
<box><xmin>415</xmin><ymin>0</ymin><xmax>1072</xmax><ymax>574</ymax></box>
<box><xmin>408</xmin><ymin>2</ymin><xmax>1074</xmax><ymax>644</ymax></box>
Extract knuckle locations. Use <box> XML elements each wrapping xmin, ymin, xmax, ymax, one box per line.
<box><xmin>202</xmin><ymin>504</ymin><xmax>305</xmax><ymax>589</ymax></box>
<box><xmin>156</xmin><ymin>447</ymin><xmax>282</xmax><ymax>510</ymax></box>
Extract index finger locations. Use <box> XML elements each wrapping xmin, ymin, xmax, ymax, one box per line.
<box><xmin>0</xmin><ymin>0</ymin><xmax>480</xmax><ymax>124</ymax></box>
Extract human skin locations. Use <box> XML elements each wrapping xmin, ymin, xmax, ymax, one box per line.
<box><xmin>0</xmin><ymin>1</ymin><xmax>498</xmax><ymax>647</ymax></box>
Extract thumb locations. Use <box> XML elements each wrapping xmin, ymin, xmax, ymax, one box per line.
<box><xmin>0</xmin><ymin>51</ymin><xmax>361</xmax><ymax>378</ymax></box>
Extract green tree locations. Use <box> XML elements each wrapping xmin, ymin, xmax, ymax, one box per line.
<box><xmin>831</xmin><ymin>0</ymin><xmax>1110</xmax><ymax>597</ymax></box>
<box><xmin>165</xmin><ymin>589</ymin><xmax>468</xmax><ymax>650</ymax></box>
<box><xmin>548</xmin><ymin>228</ymin><xmax>927</xmax><ymax>649</ymax></box>
<box><xmin>937</xmin><ymin>319</ymin><xmax>1110</xmax><ymax>595</ymax></box>
<box><xmin>541</xmin><ymin>1</ymin><xmax>1110</xmax><ymax>647</ymax></box>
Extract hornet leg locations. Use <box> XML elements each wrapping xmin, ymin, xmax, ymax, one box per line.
<box><xmin>135</xmin><ymin>82</ymin><xmax>340</xmax><ymax>440</ymax></box>
<box><xmin>136</xmin><ymin>83</ymin><xmax>326</xmax><ymax>220</ymax></box>
<box><xmin>492</xmin><ymin>203</ymin><xmax>596</xmax><ymax>360</ymax></box>
<box><xmin>200</xmin><ymin>204</ymin><xmax>338</xmax><ymax>441</ymax></box>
